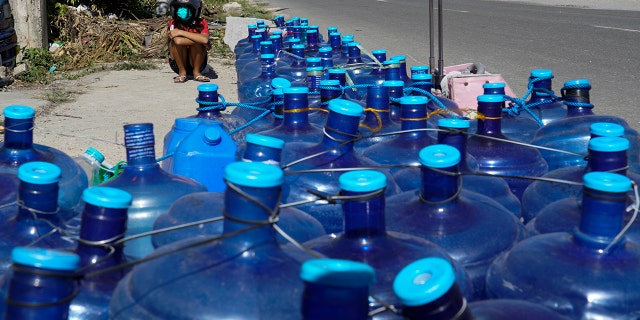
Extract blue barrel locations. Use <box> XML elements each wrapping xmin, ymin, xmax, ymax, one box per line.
<box><xmin>487</xmin><ymin>172</ymin><xmax>640</xmax><ymax>319</ymax></box>
<box><xmin>386</xmin><ymin>144</ymin><xmax>526</xmax><ymax>300</ymax></box>
<box><xmin>0</xmin><ymin>105</ymin><xmax>88</xmax><ymax>212</ymax></box>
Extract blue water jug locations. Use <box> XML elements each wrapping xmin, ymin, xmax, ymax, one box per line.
<box><xmin>383</xmin><ymin>60</ymin><xmax>402</xmax><ymax>81</ymax></box>
<box><xmin>301</xmin><ymin>170</ymin><xmax>472</xmax><ymax>318</ymax></box>
<box><xmin>281</xmin><ymin>99</ymin><xmax>401</xmax><ymax>234</ymax></box>
<box><xmin>1</xmin><ymin>248</ymin><xmax>79</xmax><ymax>319</ymax></box>
<box><xmin>301</xmin><ymin>259</ymin><xmax>375</xmax><ymax>320</ymax></box>
<box><xmin>0</xmin><ymin>172</ymin><xmax>18</xmax><ymax>207</ymax></box>
<box><xmin>69</xmin><ymin>186</ymin><xmax>132</xmax><ymax>320</ymax></box>
<box><xmin>394</xmin><ymin>118</ymin><xmax>522</xmax><ymax>216</ymax></box>
<box><xmin>407</xmin><ymin>73</ymin><xmax>463</xmax><ymax>128</ymax></box>
<box><xmin>393</xmin><ymin>257</ymin><xmax>570</xmax><ymax>320</ymax></box>
<box><xmin>232</xmin><ymin>77</ymin><xmax>291</xmax><ymax>129</ymax></box>
<box><xmin>362</xmin><ymin>96</ymin><xmax>435</xmax><ymax>175</ymax></box>
<box><xmin>236</xmin><ymin>39</ymin><xmax>273</xmax><ymax>85</ymax></box>
<box><xmin>0</xmin><ymin>162</ymin><xmax>78</xmax><ymax>275</ymax></box>
<box><xmin>385</xmin><ymin>80</ymin><xmax>404</xmax><ymax>122</ymax></box>
<box><xmin>344</xmin><ymin>42</ymin><xmax>375</xmax><ymax>98</ymax></box>
<box><xmin>234</xmin><ymin>35</ymin><xmax>264</xmax><ymax>73</ymax></box>
<box><xmin>466</xmin><ymin>94</ymin><xmax>548</xmax><ymax>201</ymax></box>
<box><xmin>367</xmin><ymin>49</ymin><xmax>387</xmax><ymax>86</ymax></box>
<box><xmin>327</xmin><ymin>67</ymin><xmax>366</xmax><ymax>102</ymax></box>
<box><xmin>234</xmin><ymin>29</ymin><xmax>264</xmax><ymax>59</ymax></box>
<box><xmin>386</xmin><ymin>144</ymin><xmax>526</xmax><ymax>299</ymax></box>
<box><xmin>318</xmin><ymin>46</ymin><xmax>335</xmax><ymax>70</ymax></box>
<box><xmin>237</xmin><ymin>53</ymin><xmax>281</xmax><ymax>104</ymax></box>
<box><xmin>109</xmin><ymin>162</ymin><xmax>308</xmax><ymax>319</ymax></box>
<box><xmin>275</xmin><ymin>43</ymin><xmax>307</xmax><ymax>86</ymax></box>
<box><xmin>233</xmin><ymin>24</ymin><xmax>257</xmax><ymax>56</ymax></box>
<box><xmin>305</xmin><ymin>28</ymin><xmax>320</xmax><ymax>54</ymax></box>
<box><xmin>172</xmin><ymin>120</ymin><xmax>237</xmax><ymax>192</ymax></box>
<box><xmin>161</xmin><ymin>117</ymin><xmax>200</xmax><ymax>172</ymax></box>
<box><xmin>308</xmin><ymin>79</ymin><xmax>342</xmax><ymax>126</ymax></box>
<box><xmin>354</xmin><ymin>85</ymin><xmax>401</xmax><ymax>153</ymax></box>
<box><xmin>0</xmin><ymin>105</ymin><xmax>88</xmax><ymax>212</ymax></box>
<box><xmin>410</xmin><ymin>65</ymin><xmax>430</xmax><ymax>76</ymax></box>
<box><xmin>530</xmin><ymin>79</ymin><xmax>640</xmax><ymax>170</ymax></box>
<box><xmin>151</xmin><ymin>133</ymin><xmax>325</xmax><ymax>248</ymax></box>
<box><xmin>192</xmin><ymin>83</ymin><xmax>250</xmax><ymax>143</ymax></box>
<box><xmin>522</xmin><ymin>69</ymin><xmax>566</xmax><ymax>125</ymax></box>
<box><xmin>590</xmin><ymin>122</ymin><xmax>640</xmax><ymax>172</ymax></box>
<box><xmin>486</xmin><ymin>172</ymin><xmax>640</xmax><ymax>319</ymax></box>
<box><xmin>100</xmin><ymin>123</ymin><xmax>206</xmax><ymax>259</ymax></box>
<box><xmin>522</xmin><ymin>136</ymin><xmax>638</xmax><ymax>223</ymax></box>
<box><xmin>389</xmin><ymin>55</ymin><xmax>411</xmax><ymax>83</ymax></box>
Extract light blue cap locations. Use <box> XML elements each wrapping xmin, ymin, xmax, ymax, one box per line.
<box><xmin>438</xmin><ymin>118</ymin><xmax>470</xmax><ymax>129</ymax></box>
<box><xmin>306</xmin><ymin>67</ymin><xmax>324</xmax><ymax>72</ymax></box>
<box><xmin>319</xmin><ymin>47</ymin><xmax>332</xmax><ymax>52</ymax></box>
<box><xmin>224</xmin><ymin>162</ymin><xmax>283</xmax><ymax>188</ymax></box>
<box><xmin>320</xmin><ymin>79</ymin><xmax>340</xmax><ymax>86</ymax></box>
<box><xmin>411</xmin><ymin>66</ymin><xmax>430</xmax><ymax>72</ymax></box>
<box><xmin>390</xmin><ymin>55</ymin><xmax>406</xmax><ymax>61</ymax></box>
<box><xmin>383</xmin><ymin>60</ymin><xmax>400</xmax><ymax>66</ymax></box>
<box><xmin>483</xmin><ymin>82</ymin><xmax>505</xmax><ymax>89</ymax></box>
<box><xmin>260</xmin><ymin>53</ymin><xmax>275</xmax><ymax>59</ymax></box>
<box><xmin>292</xmin><ymin>44</ymin><xmax>306</xmax><ymax>50</ymax></box>
<box><xmin>11</xmin><ymin>247</ymin><xmax>80</xmax><ymax>271</ymax></box>
<box><xmin>590</xmin><ymin>122</ymin><xmax>625</xmax><ymax>137</ymax></box>
<box><xmin>271</xmin><ymin>77</ymin><xmax>292</xmax><ymax>89</ymax></box>
<box><xmin>393</xmin><ymin>257</ymin><xmax>456</xmax><ymax>307</ymax></box>
<box><xmin>347</xmin><ymin>42</ymin><xmax>360</xmax><ymax>47</ymax></box>
<box><xmin>477</xmin><ymin>94</ymin><xmax>505</xmax><ymax>103</ymax></box>
<box><xmin>82</xmin><ymin>186</ymin><xmax>133</xmax><ymax>209</ymax></box>
<box><xmin>372</xmin><ymin>49</ymin><xmax>387</xmax><ymax>54</ymax></box>
<box><xmin>306</xmin><ymin>57</ymin><xmax>322</xmax><ymax>63</ymax></box>
<box><xmin>307</xmin><ymin>29</ymin><xmax>318</xmax><ymax>34</ymax></box>
<box><xmin>3</xmin><ymin>105</ymin><xmax>35</xmax><ymax>119</ymax></box>
<box><xmin>259</xmin><ymin>40</ymin><xmax>273</xmax><ymax>46</ymax></box>
<box><xmin>328</xmin><ymin>68</ymin><xmax>346</xmax><ymax>74</ymax></box>
<box><xmin>246</xmin><ymin>134</ymin><xmax>285</xmax><ymax>150</ymax></box>
<box><xmin>583</xmin><ymin>172</ymin><xmax>631</xmax><ymax>193</ymax></box>
<box><xmin>399</xmin><ymin>96</ymin><xmax>428</xmax><ymax>105</ymax></box>
<box><xmin>419</xmin><ymin>144</ymin><xmax>461</xmax><ymax>168</ymax></box>
<box><xmin>18</xmin><ymin>162</ymin><xmax>61</xmax><ymax>185</ymax></box>
<box><xmin>328</xmin><ymin>99</ymin><xmax>364</xmax><ymax>117</ymax></box>
<box><xmin>198</xmin><ymin>83</ymin><xmax>218</xmax><ymax>92</ymax></box>
<box><xmin>300</xmin><ymin>258</ymin><xmax>376</xmax><ymax>287</ymax></box>
<box><xmin>411</xmin><ymin>73</ymin><xmax>433</xmax><ymax>80</ymax></box>
<box><xmin>564</xmin><ymin>79</ymin><xmax>591</xmax><ymax>88</ymax></box>
<box><xmin>339</xmin><ymin>170</ymin><xmax>387</xmax><ymax>192</ymax></box>
<box><xmin>530</xmin><ymin>69</ymin><xmax>553</xmax><ymax>77</ymax></box>
<box><xmin>204</xmin><ymin>127</ymin><xmax>222</xmax><ymax>145</ymax></box>
<box><xmin>342</xmin><ymin>34</ymin><xmax>354</xmax><ymax>41</ymax></box>
<box><xmin>174</xmin><ymin>118</ymin><xmax>200</xmax><ymax>131</ymax></box>
<box><xmin>283</xmin><ymin>87</ymin><xmax>309</xmax><ymax>94</ymax></box>
<box><xmin>589</xmin><ymin>136</ymin><xmax>629</xmax><ymax>152</ymax></box>
<box><xmin>85</xmin><ymin>147</ymin><xmax>105</xmax><ymax>163</ymax></box>
<box><xmin>383</xmin><ymin>80</ymin><xmax>405</xmax><ymax>87</ymax></box>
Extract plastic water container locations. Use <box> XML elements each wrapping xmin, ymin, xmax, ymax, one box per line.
<box><xmin>301</xmin><ymin>259</ymin><xmax>376</xmax><ymax>320</ymax></box>
<box><xmin>192</xmin><ymin>83</ymin><xmax>249</xmax><ymax>144</ymax></box>
<box><xmin>590</xmin><ymin>122</ymin><xmax>640</xmax><ymax>168</ymax></box>
<box><xmin>238</xmin><ymin>53</ymin><xmax>280</xmax><ymax>104</ymax></box>
<box><xmin>161</xmin><ymin>117</ymin><xmax>200</xmax><ymax>172</ymax></box>
<box><xmin>1</xmin><ymin>248</ymin><xmax>79</xmax><ymax>319</ymax></box>
<box><xmin>466</xmin><ymin>94</ymin><xmax>548</xmax><ymax>201</ymax></box>
<box><xmin>69</xmin><ymin>186</ymin><xmax>132</xmax><ymax>320</ymax></box>
<box><xmin>281</xmin><ymin>99</ymin><xmax>401</xmax><ymax>234</ymax></box>
<box><xmin>367</xmin><ymin>49</ymin><xmax>388</xmax><ymax>86</ymax></box>
<box><xmin>354</xmin><ymin>85</ymin><xmax>401</xmax><ymax>153</ymax></box>
<box><xmin>301</xmin><ymin>170</ymin><xmax>472</xmax><ymax>318</ymax></box>
<box><xmin>522</xmin><ymin>136</ymin><xmax>638</xmax><ymax>223</ymax></box>
<box><xmin>0</xmin><ymin>172</ymin><xmax>19</xmax><ymax>208</ymax></box>
<box><xmin>109</xmin><ymin>162</ymin><xmax>309</xmax><ymax>319</ymax></box>
<box><xmin>318</xmin><ymin>46</ymin><xmax>335</xmax><ymax>69</ymax></box>
<box><xmin>408</xmin><ymin>73</ymin><xmax>463</xmax><ymax>128</ymax></box>
<box><xmin>151</xmin><ymin>133</ymin><xmax>325</xmax><ymax>248</ymax></box>
<box><xmin>236</xmin><ymin>39</ymin><xmax>273</xmax><ymax>85</ymax></box>
<box><xmin>275</xmin><ymin>44</ymin><xmax>307</xmax><ymax>86</ymax></box>
<box><xmin>308</xmin><ymin>79</ymin><xmax>342</xmax><ymax>127</ymax></box>
<box><xmin>232</xmin><ymin>77</ymin><xmax>291</xmax><ymax>129</ymax></box>
<box><xmin>172</xmin><ymin>120</ymin><xmax>237</xmax><ymax>192</ymax></box>
<box><xmin>237</xmin><ymin>38</ymin><xmax>276</xmax><ymax>87</ymax></box>
<box><xmin>345</xmin><ymin>42</ymin><xmax>374</xmax><ymax>98</ymax></box>
<box><xmin>74</xmin><ymin>147</ymin><xmax>114</xmax><ymax>186</ymax></box>
<box><xmin>530</xmin><ymin>79</ymin><xmax>640</xmax><ymax>170</ymax></box>
<box><xmin>393</xmin><ymin>257</ymin><xmax>570</xmax><ymax>320</ymax></box>
<box><xmin>487</xmin><ymin>172</ymin><xmax>640</xmax><ymax>319</ymax></box>
<box><xmin>0</xmin><ymin>105</ymin><xmax>88</xmax><ymax>212</ymax></box>
<box><xmin>0</xmin><ymin>162</ymin><xmax>78</xmax><ymax>275</ymax></box>
<box><xmin>383</xmin><ymin>60</ymin><xmax>402</xmax><ymax>81</ymax></box>
<box><xmin>327</xmin><ymin>67</ymin><xmax>366</xmax><ymax>103</ymax></box>
<box><xmin>100</xmin><ymin>123</ymin><xmax>206</xmax><ymax>259</ymax></box>
<box><xmin>233</xmin><ymin>24</ymin><xmax>257</xmax><ymax>56</ymax></box>
<box><xmin>522</xmin><ymin>69</ymin><xmax>566</xmax><ymax>125</ymax></box>
<box><xmin>385</xmin><ymin>80</ymin><xmax>404</xmax><ymax>122</ymax></box>
<box><xmin>362</xmin><ymin>96</ymin><xmax>435</xmax><ymax>176</ymax></box>
<box><xmin>386</xmin><ymin>144</ymin><xmax>526</xmax><ymax>300</ymax></box>
<box><xmin>390</xmin><ymin>55</ymin><xmax>410</xmax><ymax>83</ymax></box>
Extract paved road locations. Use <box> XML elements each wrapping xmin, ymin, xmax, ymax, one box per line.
<box><xmin>266</xmin><ymin>0</ymin><xmax>640</xmax><ymax>131</ymax></box>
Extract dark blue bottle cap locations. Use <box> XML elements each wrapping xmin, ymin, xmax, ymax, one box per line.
<box><xmin>477</xmin><ymin>94</ymin><xmax>505</xmax><ymax>103</ymax></box>
<box><xmin>339</xmin><ymin>170</ymin><xmax>387</xmax><ymax>192</ymax></box>
<box><xmin>383</xmin><ymin>80</ymin><xmax>405</xmax><ymax>88</ymax></box>
<box><xmin>372</xmin><ymin>49</ymin><xmax>387</xmax><ymax>55</ymax></box>
<box><xmin>411</xmin><ymin>73</ymin><xmax>432</xmax><ymax>81</ymax></box>
<box><xmin>300</xmin><ymin>258</ymin><xmax>376</xmax><ymax>287</ymax></box>
<box><xmin>197</xmin><ymin>83</ymin><xmax>218</xmax><ymax>92</ymax></box>
<box><xmin>85</xmin><ymin>147</ymin><xmax>106</xmax><ymax>163</ymax></box>
<box><xmin>583</xmin><ymin>172</ymin><xmax>631</xmax><ymax>193</ymax></box>
<box><xmin>590</xmin><ymin>122</ymin><xmax>625</xmax><ymax>137</ymax></box>
<box><xmin>11</xmin><ymin>247</ymin><xmax>80</xmax><ymax>271</ymax></box>
<box><xmin>589</xmin><ymin>137</ymin><xmax>629</xmax><ymax>152</ymax></box>
<box><xmin>204</xmin><ymin>127</ymin><xmax>222</xmax><ymax>145</ymax></box>
<box><xmin>18</xmin><ymin>162</ymin><xmax>61</xmax><ymax>185</ymax></box>
<box><xmin>224</xmin><ymin>162</ymin><xmax>283</xmax><ymax>188</ymax></box>
<box><xmin>328</xmin><ymin>68</ymin><xmax>346</xmax><ymax>75</ymax></box>
<box><xmin>328</xmin><ymin>99</ymin><xmax>364</xmax><ymax>117</ymax></box>
<box><xmin>260</xmin><ymin>53</ymin><xmax>275</xmax><ymax>59</ymax></box>
<box><xmin>320</xmin><ymin>79</ymin><xmax>340</xmax><ymax>86</ymax></box>
<box><xmin>82</xmin><ymin>186</ymin><xmax>133</xmax><ymax>209</ymax></box>
<box><xmin>393</xmin><ymin>257</ymin><xmax>456</xmax><ymax>307</ymax></box>
<box><xmin>3</xmin><ymin>105</ymin><xmax>35</xmax><ymax>119</ymax></box>
<box><xmin>438</xmin><ymin>118</ymin><xmax>470</xmax><ymax>129</ymax></box>
<box><xmin>483</xmin><ymin>82</ymin><xmax>505</xmax><ymax>89</ymax></box>
<box><xmin>399</xmin><ymin>96</ymin><xmax>429</xmax><ymax>105</ymax></box>
<box><xmin>530</xmin><ymin>69</ymin><xmax>553</xmax><ymax>77</ymax></box>
<box><xmin>419</xmin><ymin>144</ymin><xmax>461</xmax><ymax>168</ymax></box>
<box><xmin>245</xmin><ymin>134</ymin><xmax>285</xmax><ymax>150</ymax></box>
<box><xmin>271</xmin><ymin>77</ymin><xmax>291</xmax><ymax>90</ymax></box>
<box><xmin>283</xmin><ymin>87</ymin><xmax>309</xmax><ymax>94</ymax></box>
<box><xmin>174</xmin><ymin>118</ymin><xmax>200</xmax><ymax>132</ymax></box>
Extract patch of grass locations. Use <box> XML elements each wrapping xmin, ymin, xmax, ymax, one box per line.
<box><xmin>17</xmin><ymin>48</ymin><xmax>57</xmax><ymax>84</ymax></box>
<box><xmin>204</xmin><ymin>0</ymin><xmax>274</xmax><ymax>23</ymax></box>
<box><xmin>39</xmin><ymin>88</ymin><xmax>84</xmax><ymax>104</ymax></box>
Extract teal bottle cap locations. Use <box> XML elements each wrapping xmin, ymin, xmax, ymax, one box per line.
<box><xmin>259</xmin><ymin>40</ymin><xmax>273</xmax><ymax>46</ymax></box>
<box><xmin>329</xmin><ymin>31</ymin><xmax>341</xmax><ymax>37</ymax></box>
<box><xmin>11</xmin><ymin>247</ymin><xmax>80</xmax><ymax>271</ymax></box>
<box><xmin>590</xmin><ymin>122</ymin><xmax>625</xmax><ymax>137</ymax></box>
<box><xmin>342</xmin><ymin>34</ymin><xmax>354</xmax><ymax>41</ymax></box>
<box><xmin>347</xmin><ymin>42</ymin><xmax>360</xmax><ymax>47</ymax></box>
<box><xmin>197</xmin><ymin>83</ymin><xmax>218</xmax><ymax>92</ymax></box>
<box><xmin>269</xmin><ymin>35</ymin><xmax>280</xmax><ymax>41</ymax></box>
<box><xmin>390</xmin><ymin>55</ymin><xmax>406</xmax><ymax>61</ymax></box>
<box><xmin>271</xmin><ymin>77</ymin><xmax>292</xmax><ymax>89</ymax></box>
<box><xmin>307</xmin><ymin>29</ymin><xmax>318</xmax><ymax>34</ymax></box>
<box><xmin>251</xmin><ymin>35</ymin><xmax>261</xmax><ymax>40</ymax></box>
<box><xmin>564</xmin><ymin>78</ymin><xmax>591</xmax><ymax>88</ymax></box>
<box><xmin>306</xmin><ymin>67</ymin><xmax>324</xmax><ymax>72</ymax></box>
<box><xmin>300</xmin><ymin>258</ymin><xmax>376</xmax><ymax>287</ymax></box>
<box><xmin>419</xmin><ymin>144</ymin><xmax>461</xmax><ymax>168</ymax></box>
<box><xmin>483</xmin><ymin>82</ymin><xmax>505</xmax><ymax>89</ymax></box>
<box><xmin>271</xmin><ymin>30</ymin><xmax>282</xmax><ymax>36</ymax></box>
<box><xmin>246</xmin><ymin>134</ymin><xmax>285</xmax><ymax>150</ymax></box>
<box><xmin>328</xmin><ymin>26</ymin><xmax>338</xmax><ymax>32</ymax></box>
<box><xmin>588</xmin><ymin>136</ymin><xmax>629</xmax><ymax>152</ymax></box>
<box><xmin>530</xmin><ymin>69</ymin><xmax>553</xmax><ymax>77</ymax></box>
<box><xmin>283</xmin><ymin>87</ymin><xmax>309</xmax><ymax>94</ymax></box>
<box><xmin>372</xmin><ymin>49</ymin><xmax>387</xmax><ymax>54</ymax></box>
<box><xmin>260</xmin><ymin>53</ymin><xmax>275</xmax><ymax>59</ymax></box>
<box><xmin>438</xmin><ymin>118</ymin><xmax>470</xmax><ymax>129</ymax></box>
<box><xmin>411</xmin><ymin>65</ymin><xmax>430</xmax><ymax>71</ymax></box>
<box><xmin>224</xmin><ymin>162</ymin><xmax>283</xmax><ymax>188</ymax></box>
<box><xmin>174</xmin><ymin>118</ymin><xmax>200</xmax><ymax>131</ymax></box>
<box><xmin>204</xmin><ymin>127</ymin><xmax>222</xmax><ymax>145</ymax></box>
<box><xmin>399</xmin><ymin>96</ymin><xmax>429</xmax><ymax>105</ymax></box>
<box><xmin>306</xmin><ymin>57</ymin><xmax>321</xmax><ymax>63</ymax></box>
<box><xmin>18</xmin><ymin>162</ymin><xmax>61</xmax><ymax>185</ymax></box>
<box><xmin>248</xmin><ymin>24</ymin><xmax>257</xmax><ymax>29</ymax></box>
<box><xmin>292</xmin><ymin>44</ymin><xmax>305</xmax><ymax>50</ymax></box>
<box><xmin>3</xmin><ymin>105</ymin><xmax>35</xmax><ymax>119</ymax></box>
<box><xmin>288</xmin><ymin>38</ymin><xmax>301</xmax><ymax>44</ymax></box>
<box><xmin>411</xmin><ymin>73</ymin><xmax>433</xmax><ymax>81</ymax></box>
<box><xmin>320</xmin><ymin>79</ymin><xmax>340</xmax><ymax>87</ymax></box>
<box><xmin>393</xmin><ymin>257</ymin><xmax>456</xmax><ymax>307</ymax></box>
<box><xmin>85</xmin><ymin>147</ymin><xmax>106</xmax><ymax>163</ymax></box>
<box><xmin>328</xmin><ymin>68</ymin><xmax>346</xmax><ymax>75</ymax></box>
<box><xmin>339</xmin><ymin>170</ymin><xmax>387</xmax><ymax>192</ymax></box>
<box><xmin>477</xmin><ymin>94</ymin><xmax>505</xmax><ymax>103</ymax></box>
<box><xmin>383</xmin><ymin>60</ymin><xmax>400</xmax><ymax>66</ymax></box>
<box><xmin>383</xmin><ymin>80</ymin><xmax>405</xmax><ymax>87</ymax></box>
<box><xmin>328</xmin><ymin>99</ymin><xmax>364</xmax><ymax>117</ymax></box>
<box><xmin>319</xmin><ymin>47</ymin><xmax>332</xmax><ymax>53</ymax></box>
<box><xmin>583</xmin><ymin>172</ymin><xmax>631</xmax><ymax>193</ymax></box>
<box><xmin>82</xmin><ymin>186</ymin><xmax>133</xmax><ymax>209</ymax></box>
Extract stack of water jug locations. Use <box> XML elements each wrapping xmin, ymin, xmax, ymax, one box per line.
<box><xmin>1</xmin><ymin>15</ymin><xmax>640</xmax><ymax>319</ymax></box>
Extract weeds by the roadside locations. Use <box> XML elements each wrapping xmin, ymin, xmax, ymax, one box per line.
<box><xmin>39</xmin><ymin>88</ymin><xmax>84</xmax><ymax>104</ymax></box>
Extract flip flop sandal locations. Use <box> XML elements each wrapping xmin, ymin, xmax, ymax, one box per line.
<box><xmin>174</xmin><ymin>75</ymin><xmax>188</xmax><ymax>83</ymax></box>
<box><xmin>194</xmin><ymin>75</ymin><xmax>211</xmax><ymax>82</ymax></box>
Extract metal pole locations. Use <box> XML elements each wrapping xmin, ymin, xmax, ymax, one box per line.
<box><xmin>436</xmin><ymin>0</ymin><xmax>444</xmax><ymax>89</ymax></box>
<box><xmin>428</xmin><ymin>0</ymin><xmax>435</xmax><ymax>75</ymax></box>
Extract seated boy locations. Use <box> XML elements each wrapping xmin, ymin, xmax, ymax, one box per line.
<box><xmin>168</xmin><ymin>0</ymin><xmax>211</xmax><ymax>83</ymax></box>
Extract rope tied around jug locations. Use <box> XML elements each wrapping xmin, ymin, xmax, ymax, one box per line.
<box><xmin>560</xmin><ymin>80</ymin><xmax>594</xmax><ymax>109</ymax></box>
<box><xmin>359</xmin><ymin>108</ymin><xmax>386</xmax><ymax>133</ymax></box>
